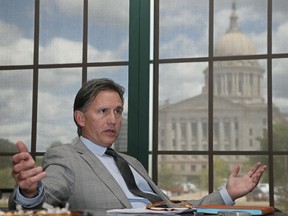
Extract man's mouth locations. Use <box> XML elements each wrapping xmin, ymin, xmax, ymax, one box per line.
<box><xmin>104</xmin><ymin>129</ymin><xmax>116</xmax><ymax>135</ymax></box>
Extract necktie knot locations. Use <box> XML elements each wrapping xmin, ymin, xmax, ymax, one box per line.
<box><xmin>105</xmin><ymin>147</ymin><xmax>116</xmax><ymax>157</ymax></box>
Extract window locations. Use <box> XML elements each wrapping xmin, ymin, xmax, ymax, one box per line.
<box><xmin>1</xmin><ymin>0</ymin><xmax>288</xmax><ymax>212</ymax></box>
<box><xmin>152</xmin><ymin>0</ymin><xmax>288</xmax><ymax>212</ymax></box>
<box><xmin>0</xmin><ymin>0</ymin><xmax>130</xmax><ymax>208</ymax></box>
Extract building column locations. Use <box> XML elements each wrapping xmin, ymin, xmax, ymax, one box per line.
<box><xmin>187</xmin><ymin>121</ymin><xmax>192</xmax><ymax>146</ymax></box>
<box><xmin>219</xmin><ymin>119</ymin><xmax>224</xmax><ymax>150</ymax></box>
<box><xmin>230</xmin><ymin>119</ymin><xmax>235</xmax><ymax>150</ymax></box>
<box><xmin>197</xmin><ymin>119</ymin><xmax>202</xmax><ymax>149</ymax></box>
<box><xmin>176</xmin><ymin>121</ymin><xmax>181</xmax><ymax>150</ymax></box>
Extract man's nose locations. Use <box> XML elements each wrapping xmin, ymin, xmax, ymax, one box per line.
<box><xmin>107</xmin><ymin>112</ymin><xmax>117</xmax><ymax>124</ymax></box>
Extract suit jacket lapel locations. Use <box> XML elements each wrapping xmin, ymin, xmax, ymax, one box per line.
<box><xmin>73</xmin><ymin>139</ymin><xmax>132</xmax><ymax>208</ymax></box>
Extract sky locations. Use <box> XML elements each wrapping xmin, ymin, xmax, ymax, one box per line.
<box><xmin>0</xmin><ymin>0</ymin><xmax>288</xmax><ymax>151</ymax></box>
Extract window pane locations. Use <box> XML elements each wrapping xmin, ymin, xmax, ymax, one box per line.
<box><xmin>37</xmin><ymin>68</ymin><xmax>81</xmax><ymax>151</ymax></box>
<box><xmin>158</xmin><ymin>63</ymin><xmax>208</xmax><ymax>151</ymax></box>
<box><xmin>0</xmin><ymin>0</ymin><xmax>34</xmax><ymax>65</ymax></box>
<box><xmin>0</xmin><ymin>70</ymin><xmax>33</xmax><ymax>150</ymax></box>
<box><xmin>272</xmin><ymin>59</ymin><xmax>288</xmax><ymax>151</ymax></box>
<box><xmin>214</xmin><ymin>0</ymin><xmax>267</xmax><ymax>56</ymax></box>
<box><xmin>88</xmin><ymin>0</ymin><xmax>129</xmax><ymax>62</ymax></box>
<box><xmin>39</xmin><ymin>0</ymin><xmax>83</xmax><ymax>64</ymax></box>
<box><xmin>274</xmin><ymin>155</ymin><xmax>288</xmax><ymax>212</ymax></box>
<box><xmin>272</xmin><ymin>0</ymin><xmax>288</xmax><ymax>54</ymax></box>
<box><xmin>159</xmin><ymin>0</ymin><xmax>209</xmax><ymax>58</ymax></box>
<box><xmin>158</xmin><ymin>155</ymin><xmax>208</xmax><ymax>200</ymax></box>
<box><xmin>213</xmin><ymin>60</ymin><xmax>267</xmax><ymax>151</ymax></box>
<box><xmin>88</xmin><ymin>66</ymin><xmax>129</xmax><ymax>152</ymax></box>
<box><xmin>0</xmin><ymin>156</ymin><xmax>15</xmax><ymax>188</ymax></box>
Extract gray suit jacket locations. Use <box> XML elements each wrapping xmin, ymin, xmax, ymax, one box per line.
<box><xmin>9</xmin><ymin>139</ymin><xmax>225</xmax><ymax>210</ymax></box>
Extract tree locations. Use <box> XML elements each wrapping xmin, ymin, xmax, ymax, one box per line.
<box><xmin>254</xmin><ymin>124</ymin><xmax>288</xmax><ymax>185</ymax></box>
<box><xmin>0</xmin><ymin>139</ymin><xmax>17</xmax><ymax>152</ymax></box>
<box><xmin>198</xmin><ymin>157</ymin><xmax>229</xmax><ymax>191</ymax></box>
<box><xmin>158</xmin><ymin>164</ymin><xmax>184</xmax><ymax>195</ymax></box>
<box><xmin>0</xmin><ymin>139</ymin><xmax>18</xmax><ymax>169</ymax></box>
<box><xmin>0</xmin><ymin>167</ymin><xmax>15</xmax><ymax>188</ymax></box>
<box><xmin>253</xmin><ymin>123</ymin><xmax>288</xmax><ymax>212</ymax></box>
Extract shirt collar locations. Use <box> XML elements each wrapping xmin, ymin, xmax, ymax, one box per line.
<box><xmin>80</xmin><ymin>136</ymin><xmax>107</xmax><ymax>156</ymax></box>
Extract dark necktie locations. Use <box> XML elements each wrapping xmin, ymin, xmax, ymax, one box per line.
<box><xmin>105</xmin><ymin>147</ymin><xmax>162</xmax><ymax>203</ymax></box>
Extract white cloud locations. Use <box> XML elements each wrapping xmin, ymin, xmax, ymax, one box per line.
<box><xmin>43</xmin><ymin>0</ymin><xmax>129</xmax><ymax>27</ymax></box>
<box><xmin>0</xmin><ymin>122</ymin><xmax>32</xmax><ymax>147</ymax></box>
<box><xmin>272</xmin><ymin>22</ymin><xmax>288</xmax><ymax>53</ymax></box>
<box><xmin>54</xmin><ymin>0</ymin><xmax>83</xmax><ymax>16</ymax></box>
<box><xmin>38</xmin><ymin>36</ymin><xmax>127</xmax><ymax>64</ymax></box>
<box><xmin>88</xmin><ymin>41</ymin><xmax>125</xmax><ymax>62</ymax></box>
<box><xmin>160</xmin><ymin>8</ymin><xmax>204</xmax><ymax>30</ymax></box>
<box><xmin>36</xmin><ymin>91</ymin><xmax>77</xmax><ymax>151</ymax></box>
<box><xmin>39</xmin><ymin>37</ymin><xmax>82</xmax><ymax>64</ymax></box>
<box><xmin>0</xmin><ymin>20</ymin><xmax>23</xmax><ymax>45</ymax></box>
<box><xmin>0</xmin><ymin>21</ymin><xmax>33</xmax><ymax>65</ymax></box>
<box><xmin>0</xmin><ymin>38</ymin><xmax>34</xmax><ymax>65</ymax></box>
<box><xmin>40</xmin><ymin>0</ymin><xmax>82</xmax><ymax>17</ymax></box>
<box><xmin>249</xmin><ymin>31</ymin><xmax>267</xmax><ymax>54</ymax></box>
<box><xmin>158</xmin><ymin>63</ymin><xmax>207</xmax><ymax>105</ymax></box>
<box><xmin>88</xmin><ymin>0</ymin><xmax>129</xmax><ymax>27</ymax></box>
<box><xmin>160</xmin><ymin>34</ymin><xmax>207</xmax><ymax>58</ymax></box>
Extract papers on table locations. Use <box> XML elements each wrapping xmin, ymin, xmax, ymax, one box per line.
<box><xmin>107</xmin><ymin>205</ymin><xmax>274</xmax><ymax>215</ymax></box>
<box><xmin>195</xmin><ymin>205</ymin><xmax>274</xmax><ymax>215</ymax></box>
<box><xmin>107</xmin><ymin>207</ymin><xmax>196</xmax><ymax>214</ymax></box>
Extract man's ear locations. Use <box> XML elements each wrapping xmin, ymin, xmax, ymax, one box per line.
<box><xmin>74</xmin><ymin>110</ymin><xmax>85</xmax><ymax>127</ymax></box>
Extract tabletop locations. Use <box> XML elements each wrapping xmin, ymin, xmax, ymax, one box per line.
<box><xmin>79</xmin><ymin>209</ymin><xmax>287</xmax><ymax>216</ymax></box>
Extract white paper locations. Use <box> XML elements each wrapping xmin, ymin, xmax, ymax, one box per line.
<box><xmin>107</xmin><ymin>207</ymin><xmax>196</xmax><ymax>214</ymax></box>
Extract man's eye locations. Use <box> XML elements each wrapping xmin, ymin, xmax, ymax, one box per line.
<box><xmin>100</xmin><ymin>108</ymin><xmax>108</xmax><ymax>113</ymax></box>
<box><xmin>115</xmin><ymin>109</ymin><xmax>123</xmax><ymax>115</ymax></box>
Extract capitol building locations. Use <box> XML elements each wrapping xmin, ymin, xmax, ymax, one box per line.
<box><xmin>158</xmin><ymin>3</ymin><xmax>286</xmax><ymax>183</ymax></box>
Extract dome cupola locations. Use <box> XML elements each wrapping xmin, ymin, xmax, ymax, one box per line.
<box><xmin>214</xmin><ymin>2</ymin><xmax>257</xmax><ymax>56</ymax></box>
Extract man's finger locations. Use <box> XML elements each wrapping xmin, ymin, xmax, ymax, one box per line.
<box><xmin>12</xmin><ymin>157</ymin><xmax>35</xmax><ymax>173</ymax></box>
<box><xmin>231</xmin><ymin>164</ymin><xmax>240</xmax><ymax>177</ymax></box>
<box><xmin>17</xmin><ymin>167</ymin><xmax>45</xmax><ymax>180</ymax></box>
<box><xmin>248</xmin><ymin>162</ymin><xmax>261</xmax><ymax>177</ymax></box>
<box><xmin>12</xmin><ymin>151</ymin><xmax>33</xmax><ymax>165</ymax></box>
<box><xmin>18</xmin><ymin>172</ymin><xmax>47</xmax><ymax>190</ymax></box>
<box><xmin>16</xmin><ymin>141</ymin><xmax>29</xmax><ymax>153</ymax></box>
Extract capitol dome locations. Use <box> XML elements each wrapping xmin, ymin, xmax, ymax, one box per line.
<box><xmin>202</xmin><ymin>2</ymin><xmax>264</xmax><ymax>102</ymax></box>
<box><xmin>214</xmin><ymin>31</ymin><xmax>256</xmax><ymax>56</ymax></box>
<box><xmin>214</xmin><ymin>2</ymin><xmax>257</xmax><ymax>56</ymax></box>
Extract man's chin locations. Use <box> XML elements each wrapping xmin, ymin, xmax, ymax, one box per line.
<box><xmin>103</xmin><ymin>138</ymin><xmax>118</xmax><ymax>146</ymax></box>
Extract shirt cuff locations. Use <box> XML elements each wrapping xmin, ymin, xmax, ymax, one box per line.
<box><xmin>219</xmin><ymin>187</ymin><xmax>235</xmax><ymax>206</ymax></box>
<box><xmin>15</xmin><ymin>181</ymin><xmax>44</xmax><ymax>208</ymax></box>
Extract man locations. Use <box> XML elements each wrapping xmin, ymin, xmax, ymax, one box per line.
<box><xmin>9</xmin><ymin>78</ymin><xmax>267</xmax><ymax>210</ymax></box>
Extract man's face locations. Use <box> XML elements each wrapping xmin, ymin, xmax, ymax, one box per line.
<box><xmin>75</xmin><ymin>90</ymin><xmax>123</xmax><ymax>147</ymax></box>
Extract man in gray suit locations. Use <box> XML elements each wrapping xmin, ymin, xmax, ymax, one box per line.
<box><xmin>9</xmin><ymin>78</ymin><xmax>267</xmax><ymax>210</ymax></box>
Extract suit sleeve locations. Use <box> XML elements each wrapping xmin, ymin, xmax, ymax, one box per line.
<box><xmin>41</xmin><ymin>145</ymin><xmax>75</xmax><ymax>208</ymax></box>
